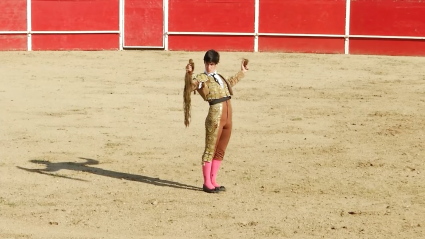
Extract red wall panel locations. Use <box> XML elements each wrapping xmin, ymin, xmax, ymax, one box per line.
<box><xmin>259</xmin><ymin>36</ymin><xmax>344</xmax><ymax>54</ymax></box>
<box><xmin>260</xmin><ymin>0</ymin><xmax>346</xmax><ymax>34</ymax></box>
<box><xmin>32</xmin><ymin>0</ymin><xmax>119</xmax><ymax>31</ymax></box>
<box><xmin>168</xmin><ymin>0</ymin><xmax>255</xmax><ymax>32</ymax></box>
<box><xmin>350</xmin><ymin>38</ymin><xmax>425</xmax><ymax>56</ymax></box>
<box><xmin>1</xmin><ymin>0</ymin><xmax>424</xmax><ymax>55</ymax></box>
<box><xmin>124</xmin><ymin>0</ymin><xmax>163</xmax><ymax>47</ymax></box>
<box><xmin>351</xmin><ymin>0</ymin><xmax>425</xmax><ymax>36</ymax></box>
<box><xmin>0</xmin><ymin>35</ymin><xmax>27</xmax><ymax>50</ymax></box>
<box><xmin>0</xmin><ymin>0</ymin><xmax>27</xmax><ymax>31</ymax></box>
<box><xmin>32</xmin><ymin>34</ymin><xmax>119</xmax><ymax>50</ymax></box>
<box><xmin>168</xmin><ymin>35</ymin><xmax>253</xmax><ymax>51</ymax></box>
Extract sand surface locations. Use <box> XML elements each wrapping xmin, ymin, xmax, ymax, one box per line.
<box><xmin>0</xmin><ymin>51</ymin><xmax>424</xmax><ymax>239</ymax></box>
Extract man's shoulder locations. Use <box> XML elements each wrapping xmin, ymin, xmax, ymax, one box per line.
<box><xmin>194</xmin><ymin>73</ymin><xmax>209</xmax><ymax>82</ymax></box>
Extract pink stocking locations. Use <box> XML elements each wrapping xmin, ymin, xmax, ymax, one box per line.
<box><xmin>211</xmin><ymin>159</ymin><xmax>222</xmax><ymax>188</ymax></box>
<box><xmin>202</xmin><ymin>162</ymin><xmax>215</xmax><ymax>189</ymax></box>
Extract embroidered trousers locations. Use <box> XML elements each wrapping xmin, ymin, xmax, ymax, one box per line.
<box><xmin>202</xmin><ymin>100</ymin><xmax>232</xmax><ymax>163</ymax></box>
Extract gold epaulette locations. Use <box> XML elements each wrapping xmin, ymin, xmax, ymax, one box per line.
<box><xmin>194</xmin><ymin>73</ymin><xmax>209</xmax><ymax>83</ymax></box>
<box><xmin>191</xmin><ymin>73</ymin><xmax>209</xmax><ymax>96</ymax></box>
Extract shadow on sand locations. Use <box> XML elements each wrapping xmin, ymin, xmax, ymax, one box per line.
<box><xmin>17</xmin><ymin>157</ymin><xmax>201</xmax><ymax>192</ymax></box>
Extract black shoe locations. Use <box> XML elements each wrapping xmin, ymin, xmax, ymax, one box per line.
<box><xmin>215</xmin><ymin>186</ymin><xmax>226</xmax><ymax>192</ymax></box>
<box><xmin>203</xmin><ymin>185</ymin><xmax>219</xmax><ymax>193</ymax></box>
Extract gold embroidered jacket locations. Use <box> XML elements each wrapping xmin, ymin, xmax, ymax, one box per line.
<box><xmin>190</xmin><ymin>71</ymin><xmax>245</xmax><ymax>101</ymax></box>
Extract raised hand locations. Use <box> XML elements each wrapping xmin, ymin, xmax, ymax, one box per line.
<box><xmin>241</xmin><ymin>58</ymin><xmax>249</xmax><ymax>73</ymax></box>
<box><xmin>186</xmin><ymin>59</ymin><xmax>194</xmax><ymax>74</ymax></box>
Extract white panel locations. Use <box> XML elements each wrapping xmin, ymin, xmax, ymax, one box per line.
<box><xmin>164</xmin><ymin>0</ymin><xmax>169</xmax><ymax>50</ymax></box>
<box><xmin>254</xmin><ymin>0</ymin><xmax>259</xmax><ymax>52</ymax></box>
<box><xmin>119</xmin><ymin>0</ymin><xmax>123</xmax><ymax>50</ymax></box>
<box><xmin>27</xmin><ymin>0</ymin><xmax>31</xmax><ymax>51</ymax></box>
<box><xmin>345</xmin><ymin>0</ymin><xmax>351</xmax><ymax>54</ymax></box>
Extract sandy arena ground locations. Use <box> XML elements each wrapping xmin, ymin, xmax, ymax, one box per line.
<box><xmin>0</xmin><ymin>51</ymin><xmax>424</xmax><ymax>239</ymax></box>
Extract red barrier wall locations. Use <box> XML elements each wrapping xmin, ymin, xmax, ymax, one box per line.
<box><xmin>350</xmin><ymin>0</ymin><xmax>425</xmax><ymax>56</ymax></box>
<box><xmin>168</xmin><ymin>0</ymin><xmax>254</xmax><ymax>32</ymax></box>
<box><xmin>0</xmin><ymin>0</ymin><xmax>27</xmax><ymax>50</ymax></box>
<box><xmin>32</xmin><ymin>34</ymin><xmax>119</xmax><ymax>51</ymax></box>
<box><xmin>1</xmin><ymin>0</ymin><xmax>425</xmax><ymax>56</ymax></box>
<box><xmin>0</xmin><ymin>35</ymin><xmax>27</xmax><ymax>51</ymax></box>
<box><xmin>169</xmin><ymin>35</ymin><xmax>254</xmax><ymax>52</ymax></box>
<box><xmin>349</xmin><ymin>38</ymin><xmax>425</xmax><ymax>56</ymax></box>
<box><xmin>124</xmin><ymin>0</ymin><xmax>163</xmax><ymax>47</ymax></box>
<box><xmin>168</xmin><ymin>0</ymin><xmax>255</xmax><ymax>51</ymax></box>
<box><xmin>258</xmin><ymin>0</ymin><xmax>346</xmax><ymax>53</ymax></box>
<box><xmin>0</xmin><ymin>0</ymin><xmax>27</xmax><ymax>31</ymax></box>
<box><xmin>260</xmin><ymin>0</ymin><xmax>345</xmax><ymax>34</ymax></box>
<box><xmin>259</xmin><ymin>37</ymin><xmax>345</xmax><ymax>54</ymax></box>
<box><xmin>32</xmin><ymin>0</ymin><xmax>119</xmax><ymax>31</ymax></box>
<box><xmin>31</xmin><ymin>0</ymin><xmax>119</xmax><ymax>50</ymax></box>
<box><xmin>350</xmin><ymin>0</ymin><xmax>425</xmax><ymax>37</ymax></box>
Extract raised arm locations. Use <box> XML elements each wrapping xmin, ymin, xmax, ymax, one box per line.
<box><xmin>184</xmin><ymin>60</ymin><xmax>209</xmax><ymax>126</ymax></box>
<box><xmin>185</xmin><ymin>71</ymin><xmax>199</xmax><ymax>92</ymax></box>
<box><xmin>185</xmin><ymin>61</ymin><xmax>200</xmax><ymax>92</ymax></box>
<box><xmin>227</xmin><ymin>59</ymin><xmax>249</xmax><ymax>87</ymax></box>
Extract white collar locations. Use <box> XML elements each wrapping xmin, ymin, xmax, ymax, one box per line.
<box><xmin>206</xmin><ymin>71</ymin><xmax>224</xmax><ymax>88</ymax></box>
<box><xmin>205</xmin><ymin>71</ymin><xmax>218</xmax><ymax>76</ymax></box>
